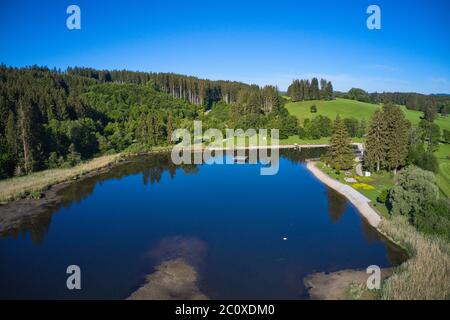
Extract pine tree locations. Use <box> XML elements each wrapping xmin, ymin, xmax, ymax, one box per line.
<box><xmin>326</xmin><ymin>116</ymin><xmax>354</xmax><ymax>170</ymax></box>
<box><xmin>365</xmin><ymin>110</ymin><xmax>387</xmax><ymax>171</ymax></box>
<box><xmin>303</xmin><ymin>80</ymin><xmax>310</xmax><ymax>100</ymax></box>
<box><xmin>326</xmin><ymin>81</ymin><xmax>334</xmax><ymax>100</ymax></box>
<box><xmin>383</xmin><ymin>103</ymin><xmax>409</xmax><ymax>173</ymax></box>
<box><xmin>320</xmin><ymin>79</ymin><xmax>328</xmax><ymax>99</ymax></box>
<box><xmin>310</xmin><ymin>78</ymin><xmax>320</xmax><ymax>100</ymax></box>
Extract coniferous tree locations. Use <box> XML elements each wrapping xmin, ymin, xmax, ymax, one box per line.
<box><xmin>17</xmin><ymin>99</ymin><xmax>43</xmax><ymax>173</ymax></box>
<box><xmin>326</xmin><ymin>81</ymin><xmax>334</xmax><ymax>100</ymax></box>
<box><xmin>326</xmin><ymin>116</ymin><xmax>354</xmax><ymax>170</ymax></box>
<box><xmin>365</xmin><ymin>110</ymin><xmax>387</xmax><ymax>171</ymax></box>
<box><xmin>383</xmin><ymin>103</ymin><xmax>409</xmax><ymax>173</ymax></box>
<box><xmin>320</xmin><ymin>79</ymin><xmax>328</xmax><ymax>99</ymax></box>
<box><xmin>310</xmin><ymin>78</ymin><xmax>320</xmax><ymax>100</ymax></box>
<box><xmin>303</xmin><ymin>80</ymin><xmax>310</xmax><ymax>100</ymax></box>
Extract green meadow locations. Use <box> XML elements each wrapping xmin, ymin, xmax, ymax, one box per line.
<box><xmin>286</xmin><ymin>98</ymin><xmax>450</xmax><ymax>131</ymax></box>
<box><xmin>285</xmin><ymin>98</ymin><xmax>450</xmax><ymax>197</ymax></box>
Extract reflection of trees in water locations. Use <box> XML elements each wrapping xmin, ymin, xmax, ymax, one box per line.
<box><xmin>280</xmin><ymin>148</ymin><xmax>327</xmax><ymax>164</ymax></box>
<box><xmin>0</xmin><ymin>212</ymin><xmax>52</xmax><ymax>245</ymax></box>
<box><xmin>360</xmin><ymin>221</ymin><xmax>409</xmax><ymax>266</ymax></box>
<box><xmin>2</xmin><ymin>153</ymin><xmax>198</xmax><ymax>242</ymax></box>
<box><xmin>1</xmin><ymin>148</ymin><xmax>326</xmax><ymax>244</ymax></box>
<box><xmin>326</xmin><ymin>188</ymin><xmax>347</xmax><ymax>224</ymax></box>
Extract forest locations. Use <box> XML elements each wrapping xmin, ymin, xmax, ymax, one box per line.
<box><xmin>0</xmin><ymin>65</ymin><xmax>312</xmax><ymax>179</ymax></box>
<box><xmin>337</xmin><ymin>87</ymin><xmax>450</xmax><ymax>115</ymax></box>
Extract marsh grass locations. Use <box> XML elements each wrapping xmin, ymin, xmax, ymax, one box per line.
<box><xmin>0</xmin><ymin>154</ymin><xmax>122</xmax><ymax>203</ymax></box>
<box><xmin>380</xmin><ymin>216</ymin><xmax>450</xmax><ymax>300</ymax></box>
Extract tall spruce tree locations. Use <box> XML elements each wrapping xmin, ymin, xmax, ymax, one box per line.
<box><xmin>365</xmin><ymin>110</ymin><xmax>387</xmax><ymax>171</ymax></box>
<box><xmin>326</xmin><ymin>81</ymin><xmax>334</xmax><ymax>100</ymax></box>
<box><xmin>383</xmin><ymin>103</ymin><xmax>409</xmax><ymax>173</ymax></box>
<box><xmin>327</xmin><ymin>116</ymin><xmax>354</xmax><ymax>170</ymax></box>
<box><xmin>310</xmin><ymin>78</ymin><xmax>320</xmax><ymax>100</ymax></box>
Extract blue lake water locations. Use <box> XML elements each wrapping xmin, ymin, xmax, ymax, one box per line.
<box><xmin>0</xmin><ymin>150</ymin><xmax>405</xmax><ymax>299</ymax></box>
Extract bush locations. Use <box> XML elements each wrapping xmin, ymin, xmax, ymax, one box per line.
<box><xmin>415</xmin><ymin>152</ymin><xmax>439</xmax><ymax>173</ymax></box>
<box><xmin>389</xmin><ymin>166</ymin><xmax>439</xmax><ymax>216</ymax></box>
<box><xmin>377</xmin><ymin>189</ymin><xmax>390</xmax><ymax>204</ymax></box>
<box><xmin>413</xmin><ymin>199</ymin><xmax>450</xmax><ymax>240</ymax></box>
<box><xmin>443</xmin><ymin>129</ymin><xmax>450</xmax><ymax>144</ymax></box>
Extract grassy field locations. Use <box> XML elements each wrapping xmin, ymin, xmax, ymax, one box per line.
<box><xmin>435</xmin><ymin>144</ymin><xmax>450</xmax><ymax>197</ymax></box>
<box><xmin>286</xmin><ymin>98</ymin><xmax>450</xmax><ymax>131</ymax></box>
<box><xmin>287</xmin><ymin>98</ymin><xmax>450</xmax><ymax>196</ymax></box>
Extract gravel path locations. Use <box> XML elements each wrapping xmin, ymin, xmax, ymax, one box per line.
<box><xmin>306</xmin><ymin>161</ymin><xmax>381</xmax><ymax>228</ymax></box>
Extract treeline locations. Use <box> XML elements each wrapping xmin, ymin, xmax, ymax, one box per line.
<box><xmin>322</xmin><ymin>101</ymin><xmax>449</xmax><ymax>239</ymax></box>
<box><xmin>287</xmin><ymin>78</ymin><xmax>334</xmax><ymax>101</ymax></box>
<box><xmin>296</xmin><ymin>115</ymin><xmax>366</xmax><ymax>140</ymax></box>
<box><xmin>339</xmin><ymin>88</ymin><xmax>450</xmax><ymax>114</ymax></box>
<box><xmin>0</xmin><ymin>65</ymin><xmax>294</xmax><ymax>179</ymax></box>
<box><xmin>67</xmin><ymin>67</ymin><xmax>253</xmax><ymax>109</ymax></box>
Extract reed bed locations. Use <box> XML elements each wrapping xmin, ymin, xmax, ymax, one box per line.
<box><xmin>380</xmin><ymin>216</ymin><xmax>450</xmax><ymax>300</ymax></box>
<box><xmin>0</xmin><ymin>154</ymin><xmax>122</xmax><ymax>203</ymax></box>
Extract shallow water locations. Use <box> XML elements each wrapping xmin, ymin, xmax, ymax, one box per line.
<box><xmin>0</xmin><ymin>149</ymin><xmax>406</xmax><ymax>299</ymax></box>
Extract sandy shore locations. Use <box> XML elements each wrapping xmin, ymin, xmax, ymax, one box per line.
<box><xmin>306</xmin><ymin>161</ymin><xmax>381</xmax><ymax>228</ymax></box>
<box><xmin>304</xmin><ymin>268</ymin><xmax>394</xmax><ymax>300</ymax></box>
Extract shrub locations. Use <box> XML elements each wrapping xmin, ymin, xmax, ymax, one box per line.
<box><xmin>415</xmin><ymin>152</ymin><xmax>439</xmax><ymax>173</ymax></box>
<box><xmin>413</xmin><ymin>199</ymin><xmax>450</xmax><ymax>240</ymax></box>
<box><xmin>389</xmin><ymin>166</ymin><xmax>439</xmax><ymax>216</ymax></box>
<box><xmin>377</xmin><ymin>189</ymin><xmax>390</xmax><ymax>204</ymax></box>
<box><xmin>353</xmin><ymin>183</ymin><xmax>375</xmax><ymax>190</ymax></box>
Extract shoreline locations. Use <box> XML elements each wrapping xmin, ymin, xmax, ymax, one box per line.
<box><xmin>306</xmin><ymin>161</ymin><xmax>381</xmax><ymax>228</ymax></box>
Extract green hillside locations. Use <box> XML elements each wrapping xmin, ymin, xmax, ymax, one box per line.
<box><xmin>286</xmin><ymin>98</ymin><xmax>450</xmax><ymax>197</ymax></box>
<box><xmin>286</xmin><ymin>98</ymin><xmax>450</xmax><ymax>131</ymax></box>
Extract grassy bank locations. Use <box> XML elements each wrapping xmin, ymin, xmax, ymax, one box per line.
<box><xmin>316</xmin><ymin>161</ymin><xmax>394</xmax><ymax>217</ymax></box>
<box><xmin>435</xmin><ymin>144</ymin><xmax>450</xmax><ymax>197</ymax></box>
<box><xmin>379</xmin><ymin>216</ymin><xmax>450</xmax><ymax>300</ymax></box>
<box><xmin>0</xmin><ymin>154</ymin><xmax>123</xmax><ymax>204</ymax></box>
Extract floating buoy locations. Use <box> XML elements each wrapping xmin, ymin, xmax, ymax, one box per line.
<box><xmin>283</xmin><ymin>237</ymin><xmax>288</xmax><ymax>241</ymax></box>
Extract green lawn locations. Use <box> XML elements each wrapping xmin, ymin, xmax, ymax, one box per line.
<box><xmin>435</xmin><ymin>144</ymin><xmax>450</xmax><ymax>197</ymax></box>
<box><xmin>316</xmin><ymin>161</ymin><xmax>394</xmax><ymax>217</ymax></box>
<box><xmin>286</xmin><ymin>98</ymin><xmax>450</xmax><ymax>131</ymax></box>
<box><xmin>279</xmin><ymin>136</ymin><xmax>364</xmax><ymax>145</ymax></box>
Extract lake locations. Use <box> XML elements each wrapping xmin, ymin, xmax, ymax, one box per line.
<box><xmin>0</xmin><ymin>149</ymin><xmax>406</xmax><ymax>299</ymax></box>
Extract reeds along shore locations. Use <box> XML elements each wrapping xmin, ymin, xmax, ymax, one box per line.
<box><xmin>0</xmin><ymin>154</ymin><xmax>122</xmax><ymax>204</ymax></box>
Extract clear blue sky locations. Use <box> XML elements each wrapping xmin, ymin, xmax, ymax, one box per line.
<box><xmin>1</xmin><ymin>0</ymin><xmax>449</xmax><ymax>94</ymax></box>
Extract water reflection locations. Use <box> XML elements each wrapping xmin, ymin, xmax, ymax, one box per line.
<box><xmin>0</xmin><ymin>147</ymin><xmax>409</xmax><ymax>299</ymax></box>
<box><xmin>326</xmin><ymin>188</ymin><xmax>347</xmax><ymax>224</ymax></box>
<box><xmin>0</xmin><ymin>149</ymin><xmax>325</xmax><ymax>241</ymax></box>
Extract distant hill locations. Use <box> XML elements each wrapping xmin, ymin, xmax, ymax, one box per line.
<box><xmin>431</xmin><ymin>93</ymin><xmax>450</xmax><ymax>97</ymax></box>
<box><xmin>286</xmin><ymin>98</ymin><xmax>450</xmax><ymax>132</ymax></box>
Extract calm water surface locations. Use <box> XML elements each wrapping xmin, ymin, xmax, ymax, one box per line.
<box><xmin>0</xmin><ymin>149</ymin><xmax>406</xmax><ymax>299</ymax></box>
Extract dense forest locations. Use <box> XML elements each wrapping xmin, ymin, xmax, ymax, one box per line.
<box><xmin>337</xmin><ymin>88</ymin><xmax>450</xmax><ymax>115</ymax></box>
<box><xmin>0</xmin><ymin>65</ymin><xmax>297</xmax><ymax>179</ymax></box>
